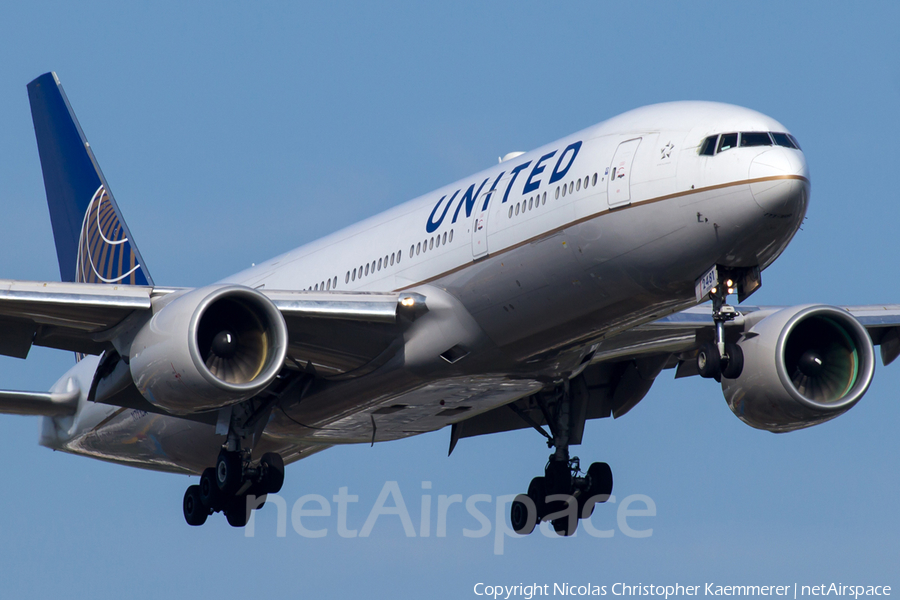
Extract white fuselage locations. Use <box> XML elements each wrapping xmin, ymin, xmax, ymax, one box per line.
<box><xmin>42</xmin><ymin>101</ymin><xmax>810</xmax><ymax>473</ymax></box>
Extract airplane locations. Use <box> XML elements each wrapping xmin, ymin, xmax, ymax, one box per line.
<box><xmin>1</xmin><ymin>71</ymin><xmax>895</xmax><ymax>537</ymax></box>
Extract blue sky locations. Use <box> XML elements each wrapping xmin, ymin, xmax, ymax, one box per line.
<box><xmin>0</xmin><ymin>2</ymin><xmax>898</xmax><ymax>597</ymax></box>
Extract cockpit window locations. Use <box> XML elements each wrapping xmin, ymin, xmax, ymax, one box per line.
<box><xmin>699</xmin><ymin>135</ymin><xmax>718</xmax><ymax>156</ymax></box>
<box><xmin>717</xmin><ymin>133</ymin><xmax>738</xmax><ymax>153</ymax></box>
<box><xmin>771</xmin><ymin>132</ymin><xmax>800</xmax><ymax>150</ymax></box>
<box><xmin>700</xmin><ymin>131</ymin><xmax>801</xmax><ymax>155</ymax></box>
<box><xmin>740</xmin><ymin>132</ymin><xmax>772</xmax><ymax>147</ymax></box>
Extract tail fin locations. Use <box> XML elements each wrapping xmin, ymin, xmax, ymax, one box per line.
<box><xmin>27</xmin><ymin>72</ymin><xmax>153</xmax><ymax>286</ymax></box>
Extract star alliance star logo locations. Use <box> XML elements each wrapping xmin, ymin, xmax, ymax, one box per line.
<box><xmin>660</xmin><ymin>141</ymin><xmax>674</xmax><ymax>159</ymax></box>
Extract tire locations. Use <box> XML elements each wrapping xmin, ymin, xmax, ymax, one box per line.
<box><xmin>224</xmin><ymin>495</ymin><xmax>251</xmax><ymax>527</ymax></box>
<box><xmin>260</xmin><ymin>452</ymin><xmax>285</xmax><ymax>494</ymax></box>
<box><xmin>216</xmin><ymin>451</ymin><xmax>242</xmax><ymax>495</ymax></box>
<box><xmin>510</xmin><ymin>494</ymin><xmax>537</xmax><ymax>535</ymax></box>
<box><xmin>527</xmin><ymin>477</ymin><xmax>547</xmax><ymax>520</ymax></box>
<box><xmin>200</xmin><ymin>467</ymin><xmax>225</xmax><ymax>511</ymax></box>
<box><xmin>697</xmin><ymin>342</ymin><xmax>721</xmax><ymax>379</ymax></box>
<box><xmin>722</xmin><ymin>343</ymin><xmax>744</xmax><ymax>379</ymax></box>
<box><xmin>580</xmin><ymin>462</ymin><xmax>613</xmax><ymax>518</ymax></box>
<box><xmin>183</xmin><ymin>485</ymin><xmax>208</xmax><ymax>526</ymax></box>
<box><xmin>552</xmin><ymin>515</ymin><xmax>578</xmax><ymax>536</ymax></box>
<box><xmin>587</xmin><ymin>462</ymin><xmax>613</xmax><ymax>498</ymax></box>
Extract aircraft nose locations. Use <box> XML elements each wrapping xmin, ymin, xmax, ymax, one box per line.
<box><xmin>748</xmin><ymin>147</ymin><xmax>810</xmax><ymax>216</ymax></box>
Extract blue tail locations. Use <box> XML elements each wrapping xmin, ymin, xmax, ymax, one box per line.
<box><xmin>27</xmin><ymin>72</ymin><xmax>153</xmax><ymax>286</ymax></box>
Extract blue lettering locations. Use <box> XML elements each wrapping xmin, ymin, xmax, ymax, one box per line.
<box><xmin>480</xmin><ymin>171</ymin><xmax>506</xmax><ymax>211</ymax></box>
<box><xmin>548</xmin><ymin>141</ymin><xmax>582</xmax><ymax>184</ymax></box>
<box><xmin>523</xmin><ymin>151</ymin><xmax>556</xmax><ymax>194</ymax></box>
<box><xmin>501</xmin><ymin>161</ymin><xmax>532</xmax><ymax>204</ymax></box>
<box><xmin>452</xmin><ymin>178</ymin><xmax>490</xmax><ymax>223</ymax></box>
<box><xmin>426</xmin><ymin>190</ymin><xmax>460</xmax><ymax>233</ymax></box>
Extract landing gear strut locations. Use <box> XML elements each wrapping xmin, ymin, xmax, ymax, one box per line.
<box><xmin>509</xmin><ymin>380</ymin><xmax>613</xmax><ymax>537</ymax></box>
<box><xmin>182</xmin><ymin>393</ymin><xmax>288</xmax><ymax>527</ymax></box>
<box><xmin>697</xmin><ymin>274</ymin><xmax>744</xmax><ymax>381</ymax></box>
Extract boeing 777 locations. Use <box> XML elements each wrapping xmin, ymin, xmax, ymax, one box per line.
<box><xmin>1</xmin><ymin>72</ymin><xmax>894</xmax><ymax>536</ymax></box>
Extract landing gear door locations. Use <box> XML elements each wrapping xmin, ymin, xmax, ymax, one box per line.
<box><xmin>472</xmin><ymin>190</ymin><xmax>491</xmax><ymax>259</ymax></box>
<box><xmin>607</xmin><ymin>138</ymin><xmax>641</xmax><ymax>209</ymax></box>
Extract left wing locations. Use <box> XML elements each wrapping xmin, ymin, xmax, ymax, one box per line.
<box><xmin>452</xmin><ymin>302</ymin><xmax>900</xmax><ymax>444</ymax></box>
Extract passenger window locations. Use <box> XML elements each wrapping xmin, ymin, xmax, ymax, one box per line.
<box><xmin>569</xmin><ymin>182</ymin><xmax>574</xmax><ymax>194</ymax></box>
<box><xmin>740</xmin><ymin>132</ymin><xmax>772</xmax><ymax>147</ymax></box>
<box><xmin>561</xmin><ymin>185</ymin><xmax>566</xmax><ymax>197</ymax></box>
<box><xmin>365</xmin><ymin>264</ymin><xmax>369</xmax><ymax>276</ymax></box>
<box><xmin>442</xmin><ymin>232</ymin><xmax>447</xmax><ymax>244</ymax></box>
<box><xmin>515</xmin><ymin>203</ymin><xmax>520</xmax><ymax>215</ymax></box>
<box><xmin>416</xmin><ymin>242</ymin><xmax>421</xmax><ymax>255</ymax></box>
<box><xmin>576</xmin><ymin>179</ymin><xmax>581</xmax><ymax>192</ymax></box>
<box><xmin>583</xmin><ymin>176</ymin><xmax>589</xmax><ymax>188</ymax></box>
<box><xmin>384</xmin><ymin>255</ymin><xmax>388</xmax><ymax>267</ymax></box>
<box><xmin>556</xmin><ymin>187</ymin><xmax>560</xmax><ymax>199</ymax></box>
<box><xmin>390</xmin><ymin>253</ymin><xmax>395</xmax><ymax>266</ymax></box>
<box><xmin>529</xmin><ymin>197</ymin><xmax>533</xmax><ymax>210</ymax></box>
<box><xmin>345</xmin><ymin>272</ymin><xmax>350</xmax><ymax>284</ymax></box>
<box><xmin>352</xmin><ymin>268</ymin><xmax>356</xmax><ymax>281</ymax></box>
<box><xmin>435</xmin><ymin>235</ymin><xmax>440</xmax><ymax>248</ymax></box>
<box><xmin>397</xmin><ymin>249</ymin><xmax>401</xmax><ymax>263</ymax></box>
<box><xmin>314</xmin><ymin>283</ymin><xmax>319</xmax><ymax>291</ymax></box>
<box><xmin>699</xmin><ymin>135</ymin><xmax>718</xmax><ymax>156</ymax></box>
<box><xmin>333</xmin><ymin>276</ymin><xmax>337</xmax><ymax>288</ymax></box>
<box><xmin>326</xmin><ymin>279</ymin><xmax>331</xmax><ymax>290</ymax></box>
<box><xmin>717</xmin><ymin>133</ymin><xmax>737</xmax><ymax>153</ymax></box>
<box><xmin>449</xmin><ymin>230</ymin><xmax>454</xmax><ymax>243</ymax></box>
<box><xmin>429</xmin><ymin>237</ymin><xmax>434</xmax><ymax>250</ymax></box>
<box><xmin>592</xmin><ymin>173</ymin><xmax>598</xmax><ymax>186</ymax></box>
<box><xmin>509</xmin><ymin>206</ymin><xmax>513</xmax><ymax>218</ymax></box>
<box><xmin>378</xmin><ymin>258</ymin><xmax>382</xmax><ymax>271</ymax></box>
<box><xmin>542</xmin><ymin>192</ymin><xmax>546</xmax><ymax>205</ymax></box>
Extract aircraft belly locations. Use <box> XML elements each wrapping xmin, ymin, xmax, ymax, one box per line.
<box><xmin>49</xmin><ymin>405</ymin><xmax>327</xmax><ymax>474</ymax></box>
<box><xmin>270</xmin><ymin>374</ymin><xmax>543</xmax><ymax>444</ymax></box>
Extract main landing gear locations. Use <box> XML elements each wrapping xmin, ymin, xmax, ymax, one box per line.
<box><xmin>183</xmin><ymin>448</ymin><xmax>285</xmax><ymax>527</ymax></box>
<box><xmin>508</xmin><ymin>380</ymin><xmax>614</xmax><ymax>537</ymax></box>
<box><xmin>696</xmin><ymin>275</ymin><xmax>744</xmax><ymax>381</ymax></box>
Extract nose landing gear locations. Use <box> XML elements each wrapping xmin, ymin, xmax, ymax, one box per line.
<box><xmin>697</xmin><ymin>274</ymin><xmax>744</xmax><ymax>381</ymax></box>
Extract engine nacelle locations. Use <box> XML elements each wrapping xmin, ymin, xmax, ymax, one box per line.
<box><xmin>129</xmin><ymin>285</ymin><xmax>288</xmax><ymax>415</ymax></box>
<box><xmin>722</xmin><ymin>305</ymin><xmax>875</xmax><ymax>432</ymax></box>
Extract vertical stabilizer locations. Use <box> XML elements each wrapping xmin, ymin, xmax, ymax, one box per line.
<box><xmin>27</xmin><ymin>72</ymin><xmax>153</xmax><ymax>286</ymax></box>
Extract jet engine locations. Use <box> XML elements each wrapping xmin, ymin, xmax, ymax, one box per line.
<box><xmin>128</xmin><ymin>285</ymin><xmax>288</xmax><ymax>415</ymax></box>
<box><xmin>722</xmin><ymin>305</ymin><xmax>875</xmax><ymax>432</ymax></box>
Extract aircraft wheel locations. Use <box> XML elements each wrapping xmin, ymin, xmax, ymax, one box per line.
<box><xmin>216</xmin><ymin>450</ymin><xmax>242</xmax><ymax>495</ymax></box>
<box><xmin>587</xmin><ymin>462</ymin><xmax>613</xmax><ymax>498</ymax></box>
<box><xmin>527</xmin><ymin>476</ymin><xmax>547</xmax><ymax>520</ymax></box>
<box><xmin>697</xmin><ymin>343</ymin><xmax>721</xmax><ymax>379</ymax></box>
<box><xmin>510</xmin><ymin>494</ymin><xmax>536</xmax><ymax>535</ymax></box>
<box><xmin>722</xmin><ymin>343</ymin><xmax>744</xmax><ymax>379</ymax></box>
<box><xmin>183</xmin><ymin>485</ymin><xmax>209</xmax><ymax>526</ymax></box>
<box><xmin>260</xmin><ymin>452</ymin><xmax>285</xmax><ymax>494</ymax></box>
<box><xmin>200</xmin><ymin>467</ymin><xmax>225</xmax><ymax>511</ymax></box>
<box><xmin>224</xmin><ymin>495</ymin><xmax>251</xmax><ymax>527</ymax></box>
<box><xmin>552</xmin><ymin>514</ymin><xmax>578</xmax><ymax>537</ymax></box>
